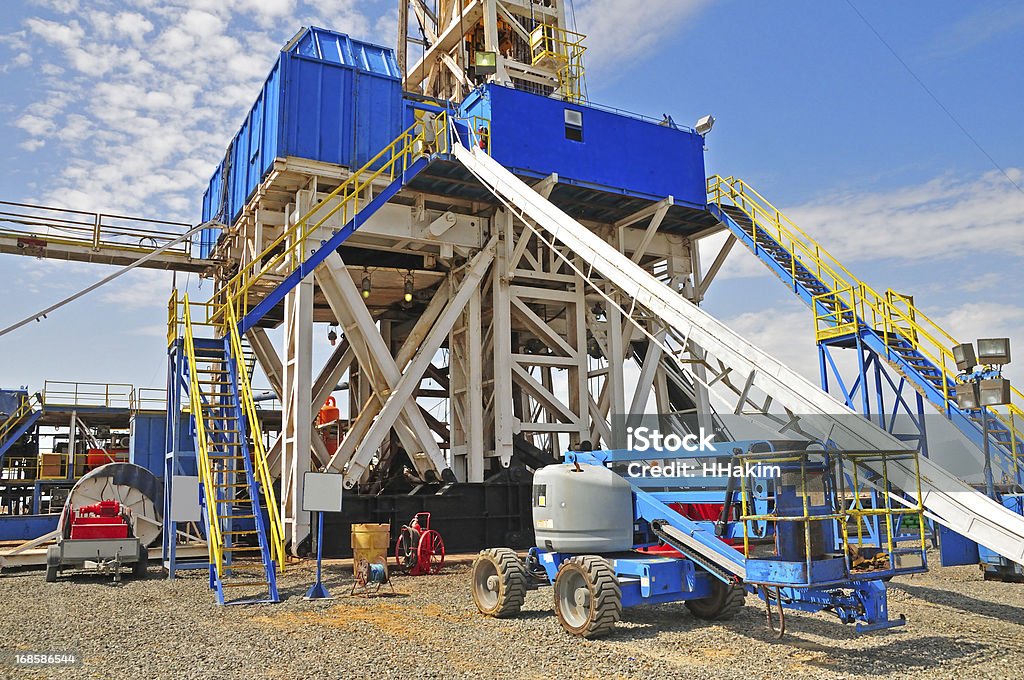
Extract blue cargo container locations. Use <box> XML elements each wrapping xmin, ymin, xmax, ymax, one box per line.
<box><xmin>460</xmin><ymin>84</ymin><xmax>707</xmax><ymax>208</ymax></box>
<box><xmin>199</xmin><ymin>26</ymin><xmax>403</xmax><ymax>257</ymax></box>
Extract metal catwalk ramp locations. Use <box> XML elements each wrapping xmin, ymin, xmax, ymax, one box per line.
<box><xmin>451</xmin><ymin>141</ymin><xmax>1024</xmax><ymax>567</ymax></box>
<box><xmin>0</xmin><ymin>201</ymin><xmax>209</xmax><ymax>272</ymax></box>
<box><xmin>706</xmin><ymin>176</ymin><xmax>1022</xmax><ymax>484</ymax></box>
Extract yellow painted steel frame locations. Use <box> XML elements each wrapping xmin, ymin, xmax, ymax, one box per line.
<box><xmin>0</xmin><ymin>392</ymin><xmax>40</xmax><ymax>445</ymax></box>
<box><xmin>224</xmin><ymin>300</ymin><xmax>286</xmax><ymax>571</ymax></box>
<box><xmin>466</xmin><ymin>115</ymin><xmax>492</xmax><ymax>155</ymax></box>
<box><xmin>738</xmin><ymin>449</ymin><xmax>926</xmax><ymax>575</ymax></box>
<box><xmin>708</xmin><ymin>175</ymin><xmax>1023</xmax><ymax>476</ymax></box>
<box><xmin>529</xmin><ymin>24</ymin><xmax>586</xmax><ymax>103</ymax></box>
<box><xmin>170</xmin><ymin>291</ymin><xmax>286</xmax><ymax>575</ymax></box>
<box><xmin>220</xmin><ymin>112</ymin><xmax>451</xmax><ymax>322</ymax></box>
<box><xmin>180</xmin><ymin>293</ymin><xmax>225</xmax><ymax>579</ymax></box>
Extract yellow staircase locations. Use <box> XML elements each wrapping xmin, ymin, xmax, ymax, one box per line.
<box><xmin>179</xmin><ymin>294</ymin><xmax>285</xmax><ymax>604</ymax></box>
<box><xmin>708</xmin><ymin>175</ymin><xmax>1022</xmax><ymax>480</ymax></box>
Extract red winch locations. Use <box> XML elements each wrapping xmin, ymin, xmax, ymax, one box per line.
<box><xmin>394</xmin><ymin>512</ymin><xmax>445</xmax><ymax>576</ymax></box>
<box><xmin>68</xmin><ymin>500</ymin><xmax>131</xmax><ymax>540</ymax></box>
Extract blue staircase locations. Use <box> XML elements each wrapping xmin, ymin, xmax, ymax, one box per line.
<box><xmin>185</xmin><ymin>333</ymin><xmax>281</xmax><ymax>605</ymax></box>
<box><xmin>0</xmin><ymin>394</ymin><xmax>42</xmax><ymax>462</ymax></box>
<box><xmin>707</xmin><ymin>177</ymin><xmax>1023</xmax><ymax>488</ymax></box>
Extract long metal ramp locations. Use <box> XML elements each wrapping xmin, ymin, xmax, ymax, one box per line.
<box><xmin>451</xmin><ymin>141</ymin><xmax>1024</xmax><ymax>567</ymax></box>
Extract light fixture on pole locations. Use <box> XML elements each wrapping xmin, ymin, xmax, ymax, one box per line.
<box><xmin>695</xmin><ymin>114</ymin><xmax>715</xmax><ymax>136</ymax></box>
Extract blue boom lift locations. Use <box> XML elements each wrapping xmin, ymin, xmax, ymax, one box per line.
<box><xmin>471</xmin><ymin>441</ymin><xmax>928</xmax><ymax>637</ymax></box>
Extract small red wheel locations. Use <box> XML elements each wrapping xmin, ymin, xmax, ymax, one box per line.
<box><xmin>417</xmin><ymin>528</ymin><xmax>445</xmax><ymax>574</ymax></box>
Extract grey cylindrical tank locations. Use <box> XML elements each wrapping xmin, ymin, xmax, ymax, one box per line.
<box><xmin>532</xmin><ymin>464</ymin><xmax>634</xmax><ymax>553</ymax></box>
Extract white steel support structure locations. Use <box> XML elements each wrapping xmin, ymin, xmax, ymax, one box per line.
<box><xmin>401</xmin><ymin>0</ymin><xmax>573</xmax><ymax>101</ymax></box>
<box><xmin>206</xmin><ymin>138</ymin><xmax>716</xmax><ymax>554</ymax></box>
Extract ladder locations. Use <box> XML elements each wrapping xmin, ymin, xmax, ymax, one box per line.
<box><xmin>181</xmin><ymin>295</ymin><xmax>285</xmax><ymax>604</ymax></box>
<box><xmin>452</xmin><ymin>141</ymin><xmax>1024</xmax><ymax>567</ymax></box>
<box><xmin>706</xmin><ymin>176</ymin><xmax>1023</xmax><ymax>486</ymax></box>
<box><xmin>0</xmin><ymin>392</ymin><xmax>42</xmax><ymax>460</ymax></box>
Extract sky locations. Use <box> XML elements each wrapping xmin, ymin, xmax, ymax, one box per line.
<box><xmin>0</xmin><ymin>0</ymin><xmax>1021</xmax><ymax>408</ymax></box>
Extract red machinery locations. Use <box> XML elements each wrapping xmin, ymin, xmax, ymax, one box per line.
<box><xmin>394</xmin><ymin>512</ymin><xmax>445</xmax><ymax>575</ymax></box>
<box><xmin>68</xmin><ymin>500</ymin><xmax>131</xmax><ymax>540</ymax></box>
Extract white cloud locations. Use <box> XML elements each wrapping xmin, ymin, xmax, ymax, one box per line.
<box><xmin>7</xmin><ymin>1</ymin><xmax>374</xmax><ymax>221</ymax></box>
<box><xmin>99</xmin><ymin>269</ymin><xmax>175</xmax><ymax>310</ymax></box>
<box><xmin>705</xmin><ymin>168</ymin><xmax>1024</xmax><ymax>282</ymax></box>
<box><xmin>574</xmin><ymin>0</ymin><xmax>711</xmax><ymax>74</ymax></box>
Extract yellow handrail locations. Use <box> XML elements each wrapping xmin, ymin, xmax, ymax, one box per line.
<box><xmin>0</xmin><ymin>393</ymin><xmax>41</xmax><ymax>445</ymax></box>
<box><xmin>529</xmin><ymin>24</ymin><xmax>587</xmax><ymax>103</ymax></box>
<box><xmin>709</xmin><ymin>175</ymin><xmax>1022</xmax><ymax>478</ymax></box>
<box><xmin>181</xmin><ymin>293</ymin><xmax>225</xmax><ymax>578</ymax></box>
<box><xmin>222</xmin><ymin>112</ymin><xmax>450</xmax><ymax>321</ymax></box>
<box><xmin>224</xmin><ymin>300</ymin><xmax>286</xmax><ymax>571</ymax></box>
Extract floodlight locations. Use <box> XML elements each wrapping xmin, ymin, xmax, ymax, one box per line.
<box><xmin>979</xmin><ymin>378</ymin><xmax>1011</xmax><ymax>406</ymax></box>
<box><xmin>474</xmin><ymin>50</ymin><xmax>497</xmax><ymax>76</ymax></box>
<box><xmin>977</xmin><ymin>338</ymin><xmax>1011</xmax><ymax>366</ymax></box>
<box><xmin>695</xmin><ymin>114</ymin><xmax>715</xmax><ymax>136</ymax></box>
<box><xmin>953</xmin><ymin>382</ymin><xmax>978</xmax><ymax>410</ymax></box>
<box><xmin>952</xmin><ymin>343</ymin><xmax>977</xmax><ymax>372</ymax></box>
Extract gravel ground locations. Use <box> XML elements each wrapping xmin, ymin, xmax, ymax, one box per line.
<box><xmin>1</xmin><ymin>551</ymin><xmax>1023</xmax><ymax>679</ymax></box>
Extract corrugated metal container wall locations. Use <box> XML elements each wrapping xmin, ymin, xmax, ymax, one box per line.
<box><xmin>198</xmin><ymin>27</ymin><xmax>401</xmax><ymax>255</ymax></box>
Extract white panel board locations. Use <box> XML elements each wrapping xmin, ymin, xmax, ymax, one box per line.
<box><xmin>170</xmin><ymin>475</ymin><xmax>201</xmax><ymax>522</ymax></box>
<box><xmin>302</xmin><ymin>472</ymin><xmax>344</xmax><ymax>513</ymax></box>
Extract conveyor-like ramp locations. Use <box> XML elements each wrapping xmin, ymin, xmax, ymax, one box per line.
<box><xmin>452</xmin><ymin>141</ymin><xmax>1024</xmax><ymax>567</ymax></box>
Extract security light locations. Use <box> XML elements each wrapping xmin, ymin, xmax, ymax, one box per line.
<box><xmin>695</xmin><ymin>114</ymin><xmax>715</xmax><ymax>136</ymax></box>
<box><xmin>979</xmin><ymin>378</ymin><xmax>1011</xmax><ymax>406</ymax></box>
<box><xmin>952</xmin><ymin>343</ymin><xmax>977</xmax><ymax>372</ymax></box>
<box><xmin>953</xmin><ymin>382</ymin><xmax>979</xmax><ymax>410</ymax></box>
<box><xmin>977</xmin><ymin>338</ymin><xmax>1011</xmax><ymax>366</ymax></box>
<box><xmin>474</xmin><ymin>50</ymin><xmax>497</xmax><ymax>76</ymax></box>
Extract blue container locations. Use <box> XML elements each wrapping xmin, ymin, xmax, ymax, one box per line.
<box><xmin>460</xmin><ymin>84</ymin><xmax>707</xmax><ymax>208</ymax></box>
<box><xmin>0</xmin><ymin>388</ymin><xmax>29</xmax><ymax>420</ymax></box>
<box><xmin>199</xmin><ymin>27</ymin><xmax>403</xmax><ymax>257</ymax></box>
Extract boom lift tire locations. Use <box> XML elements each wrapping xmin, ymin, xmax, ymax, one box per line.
<box><xmin>553</xmin><ymin>555</ymin><xmax>622</xmax><ymax>638</ymax></box>
<box><xmin>685</xmin><ymin>577</ymin><xmax>745</xmax><ymax>620</ymax></box>
<box><xmin>472</xmin><ymin>548</ymin><xmax>528</xmax><ymax>618</ymax></box>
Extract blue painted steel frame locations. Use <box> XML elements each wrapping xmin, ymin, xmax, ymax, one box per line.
<box><xmin>710</xmin><ymin>204</ymin><xmax>1022</xmax><ymax>488</ymax></box>
<box><xmin>237</xmin><ymin>155</ymin><xmax>430</xmax><ymax>334</ymax></box>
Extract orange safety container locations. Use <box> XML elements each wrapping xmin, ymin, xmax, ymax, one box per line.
<box><xmin>318</xmin><ymin>396</ymin><xmax>340</xmax><ymax>425</ymax></box>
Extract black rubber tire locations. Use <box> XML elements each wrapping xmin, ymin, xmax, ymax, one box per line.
<box><xmin>553</xmin><ymin>556</ymin><xmax>622</xmax><ymax>638</ymax></box>
<box><xmin>471</xmin><ymin>548</ymin><xmax>528</xmax><ymax>618</ymax></box>
<box><xmin>133</xmin><ymin>546</ymin><xmax>149</xmax><ymax>578</ymax></box>
<box><xmin>685</xmin><ymin>578</ymin><xmax>745</xmax><ymax>620</ymax></box>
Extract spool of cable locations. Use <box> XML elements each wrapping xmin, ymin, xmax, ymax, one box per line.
<box><xmin>367</xmin><ymin>561</ymin><xmax>388</xmax><ymax>585</ymax></box>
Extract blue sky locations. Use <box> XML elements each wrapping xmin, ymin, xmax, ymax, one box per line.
<box><xmin>0</xmin><ymin>0</ymin><xmax>1021</xmax><ymax>396</ymax></box>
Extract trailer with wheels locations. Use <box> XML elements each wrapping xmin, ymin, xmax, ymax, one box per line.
<box><xmin>471</xmin><ymin>440</ymin><xmax>928</xmax><ymax>637</ymax></box>
<box><xmin>45</xmin><ymin>499</ymin><xmax>148</xmax><ymax>583</ymax></box>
